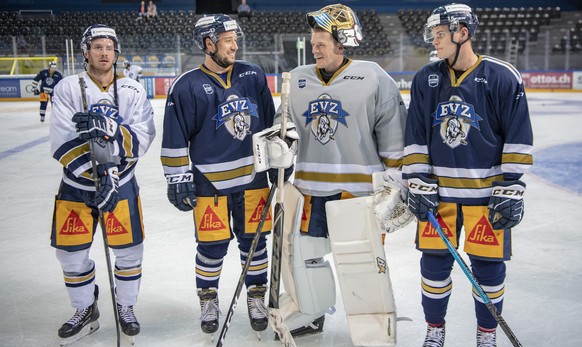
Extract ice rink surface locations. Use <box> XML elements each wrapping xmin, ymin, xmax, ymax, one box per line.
<box><xmin>0</xmin><ymin>92</ymin><xmax>581</xmax><ymax>347</ymax></box>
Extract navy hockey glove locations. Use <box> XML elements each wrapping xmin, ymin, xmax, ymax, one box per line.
<box><xmin>488</xmin><ymin>180</ymin><xmax>526</xmax><ymax>230</ymax></box>
<box><xmin>268</xmin><ymin>165</ymin><xmax>294</xmax><ymax>185</ymax></box>
<box><xmin>407</xmin><ymin>174</ymin><xmax>439</xmax><ymax>222</ymax></box>
<box><xmin>167</xmin><ymin>172</ymin><xmax>197</xmax><ymax>211</ymax></box>
<box><xmin>72</xmin><ymin>111</ymin><xmax>119</xmax><ymax>142</ymax></box>
<box><xmin>94</xmin><ymin>162</ymin><xmax>120</xmax><ymax>213</ymax></box>
<box><xmin>33</xmin><ymin>89</ymin><xmax>40</xmax><ymax>96</ymax></box>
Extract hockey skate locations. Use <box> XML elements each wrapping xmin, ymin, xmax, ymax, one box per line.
<box><xmin>247</xmin><ymin>284</ymin><xmax>268</xmax><ymax>335</ymax></box>
<box><xmin>275</xmin><ymin>315</ymin><xmax>325</xmax><ymax>340</ymax></box>
<box><xmin>117</xmin><ymin>304</ymin><xmax>140</xmax><ymax>345</ymax></box>
<box><xmin>58</xmin><ymin>285</ymin><xmax>100</xmax><ymax>346</ymax></box>
<box><xmin>198</xmin><ymin>288</ymin><xmax>220</xmax><ymax>334</ymax></box>
<box><xmin>476</xmin><ymin>327</ymin><xmax>497</xmax><ymax>347</ymax></box>
<box><xmin>40</xmin><ymin>115</ymin><xmax>45</xmax><ymax>123</ymax></box>
<box><xmin>422</xmin><ymin>323</ymin><xmax>445</xmax><ymax>347</ymax></box>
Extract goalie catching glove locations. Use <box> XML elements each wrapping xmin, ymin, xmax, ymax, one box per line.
<box><xmin>407</xmin><ymin>174</ymin><xmax>439</xmax><ymax>222</ymax></box>
<box><xmin>252</xmin><ymin>122</ymin><xmax>299</xmax><ymax>172</ymax></box>
<box><xmin>488</xmin><ymin>180</ymin><xmax>526</xmax><ymax>229</ymax></box>
<box><xmin>94</xmin><ymin>162</ymin><xmax>119</xmax><ymax>212</ymax></box>
<box><xmin>72</xmin><ymin>111</ymin><xmax>120</xmax><ymax>142</ymax></box>
<box><xmin>371</xmin><ymin>169</ymin><xmax>414</xmax><ymax>232</ymax></box>
<box><xmin>166</xmin><ymin>172</ymin><xmax>197</xmax><ymax>211</ymax></box>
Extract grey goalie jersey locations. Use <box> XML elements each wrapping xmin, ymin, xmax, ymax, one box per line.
<box><xmin>277</xmin><ymin>59</ymin><xmax>407</xmax><ymax>197</ymax></box>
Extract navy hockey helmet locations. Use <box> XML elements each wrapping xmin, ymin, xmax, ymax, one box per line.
<box><xmin>81</xmin><ymin>24</ymin><xmax>121</xmax><ymax>53</ymax></box>
<box><xmin>424</xmin><ymin>3</ymin><xmax>478</xmax><ymax>43</ymax></box>
<box><xmin>48</xmin><ymin>61</ymin><xmax>57</xmax><ymax>69</ymax></box>
<box><xmin>306</xmin><ymin>3</ymin><xmax>363</xmax><ymax>48</ymax></box>
<box><xmin>123</xmin><ymin>60</ymin><xmax>131</xmax><ymax>67</ymax></box>
<box><xmin>194</xmin><ymin>14</ymin><xmax>243</xmax><ymax>52</ymax></box>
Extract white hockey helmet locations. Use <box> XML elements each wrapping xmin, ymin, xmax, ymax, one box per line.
<box><xmin>194</xmin><ymin>14</ymin><xmax>243</xmax><ymax>52</ymax></box>
<box><xmin>81</xmin><ymin>24</ymin><xmax>121</xmax><ymax>53</ymax></box>
<box><xmin>123</xmin><ymin>60</ymin><xmax>131</xmax><ymax>67</ymax></box>
<box><xmin>306</xmin><ymin>3</ymin><xmax>363</xmax><ymax>48</ymax></box>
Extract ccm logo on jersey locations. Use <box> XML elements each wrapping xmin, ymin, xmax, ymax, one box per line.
<box><xmin>239</xmin><ymin>71</ymin><xmax>257</xmax><ymax>77</ymax></box>
<box><xmin>343</xmin><ymin>75</ymin><xmax>364</xmax><ymax>80</ymax></box>
<box><xmin>408</xmin><ymin>181</ymin><xmax>438</xmax><ymax>193</ymax></box>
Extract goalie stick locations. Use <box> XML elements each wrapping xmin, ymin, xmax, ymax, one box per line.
<box><xmin>78</xmin><ymin>75</ymin><xmax>122</xmax><ymax>347</ymax></box>
<box><xmin>215</xmin><ymin>185</ymin><xmax>276</xmax><ymax>347</ymax></box>
<box><xmin>268</xmin><ymin>72</ymin><xmax>296</xmax><ymax>347</ymax></box>
<box><xmin>427</xmin><ymin>211</ymin><xmax>523</xmax><ymax>347</ymax></box>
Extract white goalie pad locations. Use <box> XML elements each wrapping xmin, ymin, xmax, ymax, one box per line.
<box><xmin>326</xmin><ymin>196</ymin><xmax>397</xmax><ymax>346</ymax></box>
<box><xmin>279</xmin><ymin>183</ymin><xmax>336</xmax><ymax>331</ymax></box>
<box><xmin>252</xmin><ymin>122</ymin><xmax>298</xmax><ymax>172</ymax></box>
<box><xmin>372</xmin><ymin>170</ymin><xmax>414</xmax><ymax>233</ymax></box>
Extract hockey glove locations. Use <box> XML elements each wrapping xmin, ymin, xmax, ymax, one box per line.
<box><xmin>33</xmin><ymin>89</ymin><xmax>40</xmax><ymax>96</ymax></box>
<box><xmin>488</xmin><ymin>180</ymin><xmax>526</xmax><ymax>230</ymax></box>
<box><xmin>94</xmin><ymin>162</ymin><xmax>120</xmax><ymax>213</ymax></box>
<box><xmin>372</xmin><ymin>169</ymin><xmax>414</xmax><ymax>233</ymax></box>
<box><xmin>72</xmin><ymin>111</ymin><xmax>120</xmax><ymax>142</ymax></box>
<box><xmin>407</xmin><ymin>174</ymin><xmax>439</xmax><ymax>222</ymax></box>
<box><xmin>252</xmin><ymin>122</ymin><xmax>299</xmax><ymax>172</ymax></box>
<box><xmin>268</xmin><ymin>165</ymin><xmax>294</xmax><ymax>185</ymax></box>
<box><xmin>167</xmin><ymin>172</ymin><xmax>197</xmax><ymax>211</ymax></box>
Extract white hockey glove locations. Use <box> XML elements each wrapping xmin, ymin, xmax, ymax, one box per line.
<box><xmin>252</xmin><ymin>122</ymin><xmax>299</xmax><ymax>172</ymax></box>
<box><xmin>371</xmin><ymin>169</ymin><xmax>414</xmax><ymax>233</ymax></box>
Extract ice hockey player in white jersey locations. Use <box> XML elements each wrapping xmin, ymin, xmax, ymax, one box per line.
<box><xmin>123</xmin><ymin>60</ymin><xmax>143</xmax><ymax>82</ymax></box>
<box><xmin>49</xmin><ymin>24</ymin><xmax>155</xmax><ymax>346</ymax></box>
<box><xmin>272</xmin><ymin>4</ymin><xmax>409</xmax><ymax>345</ymax></box>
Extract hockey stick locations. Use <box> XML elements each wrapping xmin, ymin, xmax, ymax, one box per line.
<box><xmin>215</xmin><ymin>185</ymin><xmax>276</xmax><ymax>347</ymax></box>
<box><xmin>268</xmin><ymin>72</ymin><xmax>296</xmax><ymax>347</ymax></box>
<box><xmin>78</xmin><ymin>75</ymin><xmax>121</xmax><ymax>347</ymax></box>
<box><xmin>426</xmin><ymin>211</ymin><xmax>523</xmax><ymax>347</ymax></box>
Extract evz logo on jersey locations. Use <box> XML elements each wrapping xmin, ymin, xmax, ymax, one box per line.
<box><xmin>302</xmin><ymin>94</ymin><xmax>349</xmax><ymax>145</ymax></box>
<box><xmin>90</xmin><ymin>102</ymin><xmax>121</xmax><ymax>121</ymax></box>
<box><xmin>431</xmin><ymin>96</ymin><xmax>482</xmax><ymax>149</ymax></box>
<box><xmin>213</xmin><ymin>95</ymin><xmax>258</xmax><ymax>141</ymax></box>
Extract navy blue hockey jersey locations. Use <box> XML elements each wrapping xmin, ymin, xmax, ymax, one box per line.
<box><xmin>403</xmin><ymin>55</ymin><xmax>533</xmax><ymax>205</ymax></box>
<box><xmin>161</xmin><ymin>61</ymin><xmax>275</xmax><ymax>194</ymax></box>
<box><xmin>32</xmin><ymin>69</ymin><xmax>63</xmax><ymax>94</ymax></box>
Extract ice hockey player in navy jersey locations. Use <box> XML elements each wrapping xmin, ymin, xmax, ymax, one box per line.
<box><xmin>402</xmin><ymin>4</ymin><xmax>533</xmax><ymax>347</ymax></box>
<box><xmin>32</xmin><ymin>61</ymin><xmax>63</xmax><ymax>122</ymax></box>
<box><xmin>161</xmin><ymin>14</ymin><xmax>282</xmax><ymax>335</ymax></box>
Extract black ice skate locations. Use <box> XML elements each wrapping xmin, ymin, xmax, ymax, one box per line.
<box><xmin>422</xmin><ymin>323</ymin><xmax>446</xmax><ymax>347</ymax></box>
<box><xmin>275</xmin><ymin>315</ymin><xmax>325</xmax><ymax>340</ymax></box>
<box><xmin>117</xmin><ymin>304</ymin><xmax>140</xmax><ymax>336</ymax></box>
<box><xmin>198</xmin><ymin>288</ymin><xmax>220</xmax><ymax>334</ymax></box>
<box><xmin>40</xmin><ymin>115</ymin><xmax>45</xmax><ymax>123</ymax></box>
<box><xmin>58</xmin><ymin>285</ymin><xmax>100</xmax><ymax>346</ymax></box>
<box><xmin>247</xmin><ymin>284</ymin><xmax>268</xmax><ymax>332</ymax></box>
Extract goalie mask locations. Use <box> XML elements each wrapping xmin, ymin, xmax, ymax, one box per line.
<box><xmin>306</xmin><ymin>3</ymin><xmax>363</xmax><ymax>48</ymax></box>
<box><xmin>81</xmin><ymin>24</ymin><xmax>121</xmax><ymax>54</ymax></box>
<box><xmin>194</xmin><ymin>14</ymin><xmax>244</xmax><ymax>52</ymax></box>
<box><xmin>424</xmin><ymin>3</ymin><xmax>478</xmax><ymax>43</ymax></box>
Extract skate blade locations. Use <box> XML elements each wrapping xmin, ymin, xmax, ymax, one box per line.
<box><xmin>60</xmin><ymin>320</ymin><xmax>100</xmax><ymax>346</ymax></box>
<box><xmin>126</xmin><ymin>335</ymin><xmax>135</xmax><ymax>345</ymax></box>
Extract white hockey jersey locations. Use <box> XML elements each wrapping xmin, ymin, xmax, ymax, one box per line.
<box><xmin>50</xmin><ymin>71</ymin><xmax>155</xmax><ymax>190</ymax></box>
<box><xmin>124</xmin><ymin>64</ymin><xmax>143</xmax><ymax>81</ymax></box>
<box><xmin>277</xmin><ymin>59</ymin><xmax>407</xmax><ymax>197</ymax></box>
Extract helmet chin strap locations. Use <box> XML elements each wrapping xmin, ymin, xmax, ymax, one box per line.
<box><xmin>446</xmin><ymin>32</ymin><xmax>470</xmax><ymax>69</ymax></box>
<box><xmin>207</xmin><ymin>44</ymin><xmax>231</xmax><ymax>69</ymax></box>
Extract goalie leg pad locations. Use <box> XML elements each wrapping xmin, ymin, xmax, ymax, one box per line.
<box><xmin>326</xmin><ymin>196</ymin><xmax>397</xmax><ymax>346</ymax></box>
<box><xmin>279</xmin><ymin>183</ymin><xmax>336</xmax><ymax>331</ymax></box>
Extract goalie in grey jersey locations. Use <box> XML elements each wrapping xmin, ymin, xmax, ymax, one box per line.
<box><xmin>270</xmin><ymin>3</ymin><xmax>412</xmax><ymax>345</ymax></box>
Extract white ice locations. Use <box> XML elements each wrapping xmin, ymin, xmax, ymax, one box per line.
<box><xmin>0</xmin><ymin>92</ymin><xmax>581</xmax><ymax>347</ymax></box>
